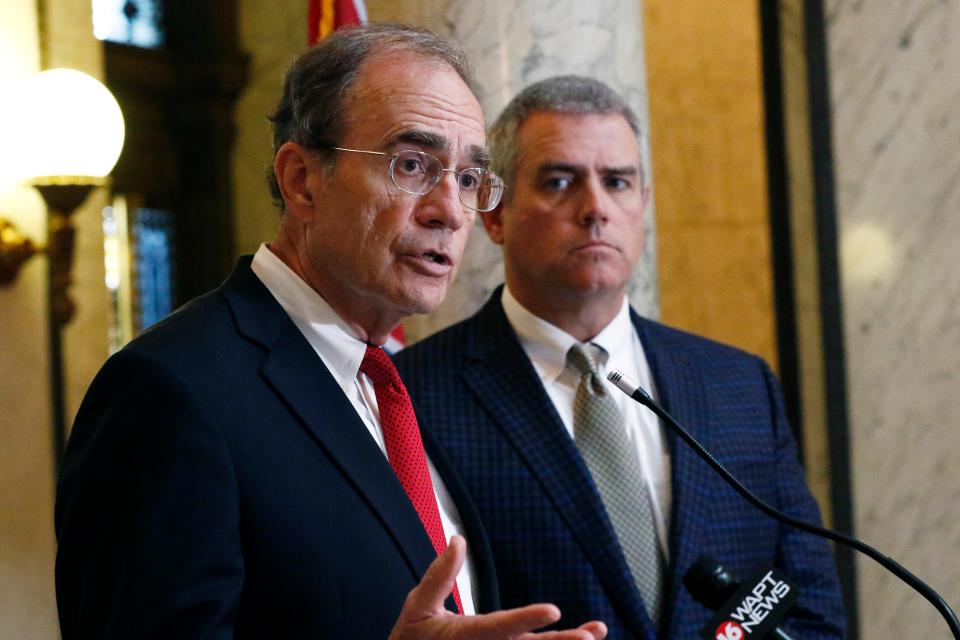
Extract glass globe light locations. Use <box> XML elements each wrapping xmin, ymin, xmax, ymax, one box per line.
<box><xmin>12</xmin><ymin>68</ymin><xmax>125</xmax><ymax>184</ymax></box>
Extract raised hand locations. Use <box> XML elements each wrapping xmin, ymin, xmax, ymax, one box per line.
<box><xmin>389</xmin><ymin>536</ymin><xmax>607</xmax><ymax>640</ymax></box>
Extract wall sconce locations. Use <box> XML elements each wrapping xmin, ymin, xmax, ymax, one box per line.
<box><xmin>0</xmin><ymin>218</ymin><xmax>38</xmax><ymax>285</ymax></box>
<box><xmin>0</xmin><ymin>68</ymin><xmax>125</xmax><ymax>325</ymax></box>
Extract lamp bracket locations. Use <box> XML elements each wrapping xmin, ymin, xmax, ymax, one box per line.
<box><xmin>0</xmin><ymin>217</ymin><xmax>41</xmax><ymax>285</ymax></box>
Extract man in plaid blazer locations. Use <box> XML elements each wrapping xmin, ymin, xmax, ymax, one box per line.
<box><xmin>395</xmin><ymin>76</ymin><xmax>846</xmax><ymax>639</ymax></box>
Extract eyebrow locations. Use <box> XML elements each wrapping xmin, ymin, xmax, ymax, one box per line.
<box><xmin>467</xmin><ymin>144</ymin><xmax>492</xmax><ymax>168</ymax></box>
<box><xmin>537</xmin><ymin>162</ymin><xmax>583</xmax><ymax>176</ymax></box>
<box><xmin>537</xmin><ymin>162</ymin><xmax>639</xmax><ymax>176</ymax></box>
<box><xmin>604</xmin><ymin>166</ymin><xmax>639</xmax><ymax>176</ymax></box>
<box><xmin>389</xmin><ymin>130</ymin><xmax>491</xmax><ymax>168</ymax></box>
<box><xmin>393</xmin><ymin>130</ymin><xmax>446</xmax><ymax>150</ymax></box>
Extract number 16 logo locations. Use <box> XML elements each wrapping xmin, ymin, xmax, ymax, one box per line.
<box><xmin>715</xmin><ymin>620</ymin><xmax>745</xmax><ymax>640</ymax></box>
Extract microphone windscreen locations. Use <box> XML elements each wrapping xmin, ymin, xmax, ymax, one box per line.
<box><xmin>683</xmin><ymin>555</ymin><xmax>740</xmax><ymax>610</ymax></box>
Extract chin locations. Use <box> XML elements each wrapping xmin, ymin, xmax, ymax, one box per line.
<box><xmin>564</xmin><ymin>270</ymin><xmax>630</xmax><ymax>294</ymax></box>
<box><xmin>394</xmin><ymin>287</ymin><xmax>448</xmax><ymax>316</ymax></box>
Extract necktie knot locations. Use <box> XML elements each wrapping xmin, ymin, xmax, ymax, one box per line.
<box><xmin>360</xmin><ymin>345</ymin><xmax>402</xmax><ymax>390</ymax></box>
<box><xmin>567</xmin><ymin>342</ymin><xmax>608</xmax><ymax>395</ymax></box>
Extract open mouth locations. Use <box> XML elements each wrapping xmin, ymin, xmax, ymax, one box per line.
<box><xmin>421</xmin><ymin>250</ymin><xmax>448</xmax><ymax>265</ymax></box>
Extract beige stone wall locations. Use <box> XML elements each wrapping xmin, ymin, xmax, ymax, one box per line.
<box><xmin>825</xmin><ymin>1</ymin><xmax>960</xmax><ymax>637</ymax></box>
<box><xmin>0</xmin><ymin>4</ymin><xmax>58</xmax><ymax>638</ymax></box>
<box><xmin>231</xmin><ymin>1</ymin><xmax>306</xmax><ymax>255</ymax></box>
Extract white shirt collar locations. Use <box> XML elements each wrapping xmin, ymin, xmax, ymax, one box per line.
<box><xmin>250</xmin><ymin>243</ymin><xmax>369</xmax><ymax>395</ymax></box>
<box><xmin>501</xmin><ymin>285</ymin><xmax>634</xmax><ymax>384</ymax></box>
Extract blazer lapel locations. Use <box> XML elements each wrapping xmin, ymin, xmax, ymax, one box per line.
<box><xmin>220</xmin><ymin>259</ymin><xmax>443</xmax><ymax>599</ymax></box>
<box><xmin>420</xmin><ymin>423</ymin><xmax>500</xmax><ymax>614</ymax></box>
<box><xmin>633</xmin><ymin>314</ymin><xmax>716</xmax><ymax>636</ymax></box>
<box><xmin>462</xmin><ymin>294</ymin><xmax>654</xmax><ymax>638</ymax></box>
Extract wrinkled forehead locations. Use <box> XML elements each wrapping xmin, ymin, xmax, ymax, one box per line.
<box><xmin>513</xmin><ymin>111</ymin><xmax>640</xmax><ymax>175</ymax></box>
<box><xmin>340</xmin><ymin>49</ymin><xmax>487</xmax><ymax>160</ymax></box>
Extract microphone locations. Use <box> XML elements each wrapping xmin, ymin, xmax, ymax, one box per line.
<box><xmin>684</xmin><ymin>555</ymin><xmax>797</xmax><ymax>640</ymax></box>
<box><xmin>606</xmin><ymin>369</ymin><xmax>960</xmax><ymax>639</ymax></box>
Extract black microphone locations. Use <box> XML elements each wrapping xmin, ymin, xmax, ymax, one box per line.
<box><xmin>684</xmin><ymin>555</ymin><xmax>797</xmax><ymax>640</ymax></box>
<box><xmin>606</xmin><ymin>369</ymin><xmax>960</xmax><ymax>639</ymax></box>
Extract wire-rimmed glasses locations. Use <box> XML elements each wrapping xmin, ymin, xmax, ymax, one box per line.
<box><xmin>328</xmin><ymin>146</ymin><xmax>504</xmax><ymax>212</ymax></box>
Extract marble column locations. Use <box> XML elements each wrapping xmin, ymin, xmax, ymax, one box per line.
<box><xmin>366</xmin><ymin>0</ymin><xmax>658</xmax><ymax>341</ymax></box>
<box><xmin>825</xmin><ymin>1</ymin><xmax>960</xmax><ymax>638</ymax></box>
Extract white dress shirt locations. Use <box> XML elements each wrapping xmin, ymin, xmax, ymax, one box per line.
<box><xmin>501</xmin><ymin>286</ymin><xmax>672</xmax><ymax>557</ymax></box>
<box><xmin>251</xmin><ymin>244</ymin><xmax>477</xmax><ymax>613</ymax></box>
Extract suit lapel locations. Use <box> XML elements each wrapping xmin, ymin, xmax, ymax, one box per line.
<box><xmin>220</xmin><ymin>259</ymin><xmax>442</xmax><ymax>597</ymax></box>
<box><xmin>633</xmin><ymin>314</ymin><xmax>716</xmax><ymax>637</ymax></box>
<box><xmin>462</xmin><ymin>294</ymin><xmax>654</xmax><ymax>638</ymax></box>
<box><xmin>420</xmin><ymin>423</ymin><xmax>500</xmax><ymax>614</ymax></box>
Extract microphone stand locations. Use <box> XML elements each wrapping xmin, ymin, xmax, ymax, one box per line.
<box><xmin>607</xmin><ymin>369</ymin><xmax>960</xmax><ymax>640</ymax></box>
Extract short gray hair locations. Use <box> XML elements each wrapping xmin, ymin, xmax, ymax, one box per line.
<box><xmin>266</xmin><ymin>23</ymin><xmax>476</xmax><ymax>209</ymax></box>
<box><xmin>488</xmin><ymin>75</ymin><xmax>646</xmax><ymax>194</ymax></box>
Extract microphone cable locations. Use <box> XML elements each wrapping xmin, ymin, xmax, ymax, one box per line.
<box><xmin>607</xmin><ymin>368</ymin><xmax>960</xmax><ymax>639</ymax></box>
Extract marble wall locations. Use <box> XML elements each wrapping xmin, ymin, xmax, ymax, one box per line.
<box><xmin>826</xmin><ymin>1</ymin><xmax>960</xmax><ymax>637</ymax></box>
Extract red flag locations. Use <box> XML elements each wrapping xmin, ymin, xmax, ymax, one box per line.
<box><xmin>308</xmin><ymin>0</ymin><xmax>367</xmax><ymax>45</ymax></box>
<box><xmin>384</xmin><ymin>324</ymin><xmax>406</xmax><ymax>355</ymax></box>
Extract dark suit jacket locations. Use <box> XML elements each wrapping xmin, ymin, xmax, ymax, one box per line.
<box><xmin>395</xmin><ymin>289</ymin><xmax>846</xmax><ymax>639</ymax></box>
<box><xmin>55</xmin><ymin>258</ymin><xmax>498</xmax><ymax>639</ymax></box>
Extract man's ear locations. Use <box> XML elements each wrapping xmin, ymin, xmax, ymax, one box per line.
<box><xmin>479</xmin><ymin>200</ymin><xmax>506</xmax><ymax>246</ymax></box>
<box><xmin>641</xmin><ymin>183</ymin><xmax>652</xmax><ymax>215</ymax></box>
<box><xmin>273</xmin><ymin>142</ymin><xmax>320</xmax><ymax>220</ymax></box>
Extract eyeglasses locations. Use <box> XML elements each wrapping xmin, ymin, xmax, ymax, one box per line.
<box><xmin>328</xmin><ymin>146</ymin><xmax>504</xmax><ymax>212</ymax></box>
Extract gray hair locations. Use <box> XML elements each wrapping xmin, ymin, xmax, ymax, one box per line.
<box><xmin>488</xmin><ymin>75</ymin><xmax>646</xmax><ymax>195</ymax></box>
<box><xmin>266</xmin><ymin>23</ymin><xmax>476</xmax><ymax>209</ymax></box>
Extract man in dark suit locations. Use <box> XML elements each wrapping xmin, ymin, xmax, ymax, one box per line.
<box><xmin>55</xmin><ymin>27</ymin><xmax>606</xmax><ymax>640</ymax></box>
<box><xmin>396</xmin><ymin>75</ymin><xmax>847</xmax><ymax>639</ymax></box>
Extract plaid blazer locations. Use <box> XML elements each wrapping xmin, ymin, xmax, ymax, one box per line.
<box><xmin>396</xmin><ymin>289</ymin><xmax>846</xmax><ymax>639</ymax></box>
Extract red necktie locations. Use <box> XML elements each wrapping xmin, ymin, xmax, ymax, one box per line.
<box><xmin>360</xmin><ymin>345</ymin><xmax>464</xmax><ymax>615</ymax></box>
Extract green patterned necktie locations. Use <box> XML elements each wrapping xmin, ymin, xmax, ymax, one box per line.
<box><xmin>567</xmin><ymin>341</ymin><xmax>666</xmax><ymax>627</ymax></box>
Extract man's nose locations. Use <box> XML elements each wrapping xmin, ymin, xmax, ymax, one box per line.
<box><xmin>577</xmin><ymin>179</ymin><xmax>610</xmax><ymax>227</ymax></box>
<box><xmin>417</xmin><ymin>170</ymin><xmax>469</xmax><ymax>231</ymax></box>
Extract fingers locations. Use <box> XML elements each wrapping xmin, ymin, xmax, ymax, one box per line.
<box><xmin>391</xmin><ymin>540</ymin><xmax>608</xmax><ymax>640</ymax></box>
<box><xmin>402</xmin><ymin>535</ymin><xmax>466</xmax><ymax>619</ymax></box>
<box><xmin>460</xmin><ymin>603</ymin><xmax>561</xmax><ymax>637</ymax></box>
<box><xmin>577</xmin><ymin>620</ymin><xmax>607</xmax><ymax>639</ymax></box>
<box><xmin>515</xmin><ymin>629</ymin><xmax>593</xmax><ymax>640</ymax></box>
<box><xmin>514</xmin><ymin>618</ymin><xmax>607</xmax><ymax>640</ymax></box>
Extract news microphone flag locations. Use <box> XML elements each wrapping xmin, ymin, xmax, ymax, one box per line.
<box><xmin>684</xmin><ymin>556</ymin><xmax>798</xmax><ymax>640</ymax></box>
<box><xmin>308</xmin><ymin>0</ymin><xmax>368</xmax><ymax>45</ymax></box>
